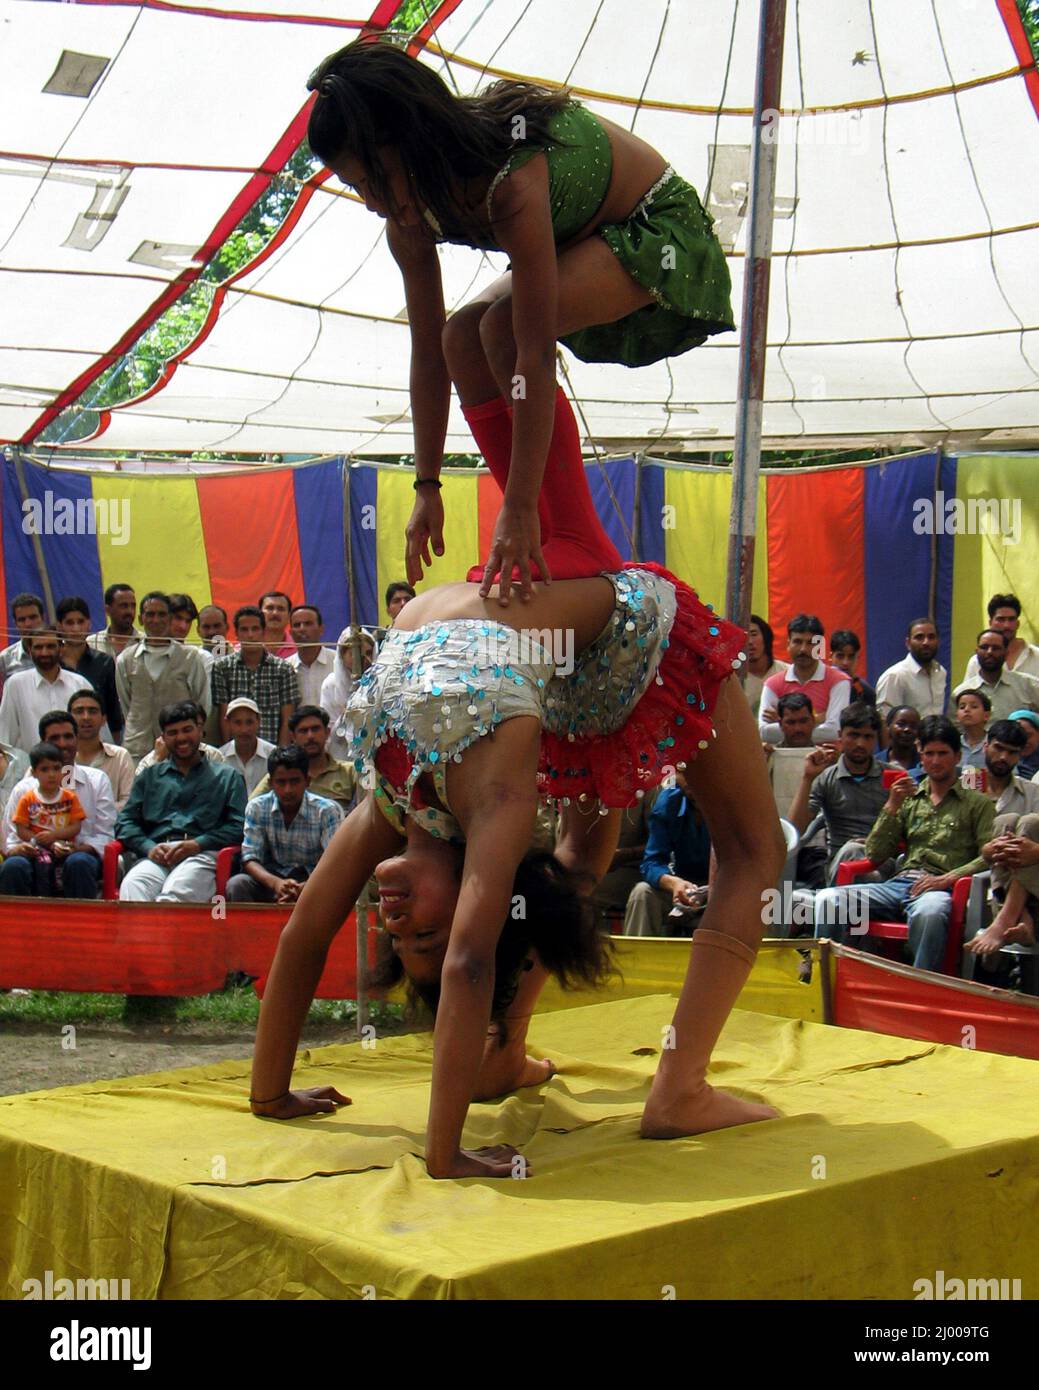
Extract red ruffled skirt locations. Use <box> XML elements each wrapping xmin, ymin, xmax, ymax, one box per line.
<box><xmin>536</xmin><ymin>561</ymin><xmax>746</xmax><ymax>807</ymax></box>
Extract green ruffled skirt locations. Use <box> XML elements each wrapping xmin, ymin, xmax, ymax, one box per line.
<box><xmin>561</xmin><ymin>170</ymin><xmax>735</xmax><ymax>367</ymax></box>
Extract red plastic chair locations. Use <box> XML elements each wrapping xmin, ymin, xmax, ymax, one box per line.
<box><xmin>102</xmin><ymin>841</ymin><xmax>242</xmax><ymax>899</ymax></box>
<box><xmin>835</xmin><ymin>858</ymin><xmax>972</xmax><ymax>976</ymax></box>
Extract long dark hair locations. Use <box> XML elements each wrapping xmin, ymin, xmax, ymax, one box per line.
<box><xmin>307</xmin><ymin>37</ymin><xmax>571</xmax><ymax>240</ymax></box>
<box><xmin>370</xmin><ymin>850</ymin><xmax>615</xmax><ymax>1042</ymax></box>
<box><xmin>750</xmin><ymin>613</ymin><xmax>775</xmax><ymax>666</ymax></box>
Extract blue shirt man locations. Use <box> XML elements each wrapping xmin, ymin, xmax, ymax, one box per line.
<box><xmin>623</xmin><ymin>780</ymin><xmax>711</xmax><ymax>937</ymax></box>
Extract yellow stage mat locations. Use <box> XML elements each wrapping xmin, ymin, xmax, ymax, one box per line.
<box><xmin>1</xmin><ymin>996</ymin><xmax>1036</xmax><ymax>1300</ymax></box>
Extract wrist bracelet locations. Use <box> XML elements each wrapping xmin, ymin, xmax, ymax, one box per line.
<box><xmin>249</xmin><ymin>1090</ymin><xmax>290</xmax><ymax>1106</ymax></box>
<box><xmin>413</xmin><ymin>477</ymin><xmax>443</xmax><ymax>490</ymax></box>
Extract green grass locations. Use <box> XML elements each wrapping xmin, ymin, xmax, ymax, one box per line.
<box><xmin>0</xmin><ymin>987</ymin><xmax>411</xmax><ymax>1034</ymax></box>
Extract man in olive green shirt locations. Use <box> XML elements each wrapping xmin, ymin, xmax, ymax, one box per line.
<box><xmin>814</xmin><ymin>716</ymin><xmax>994</xmax><ymax>971</ymax></box>
<box><xmin>249</xmin><ymin>704</ymin><xmax>355</xmax><ymax>812</ymax></box>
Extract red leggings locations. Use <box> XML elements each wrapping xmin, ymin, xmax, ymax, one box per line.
<box><xmin>463</xmin><ymin>388</ymin><xmax>623</xmax><ymax>583</ymax></box>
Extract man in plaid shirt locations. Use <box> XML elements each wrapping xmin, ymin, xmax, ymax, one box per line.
<box><xmin>212</xmin><ymin>606</ymin><xmax>299</xmax><ymax>746</ymax></box>
<box><xmin>225</xmin><ymin>745</ymin><xmax>342</xmax><ymax>904</ymax></box>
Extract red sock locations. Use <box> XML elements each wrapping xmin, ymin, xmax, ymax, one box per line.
<box><xmin>462</xmin><ymin>388</ymin><xmax>623</xmax><ymax>582</ymax></box>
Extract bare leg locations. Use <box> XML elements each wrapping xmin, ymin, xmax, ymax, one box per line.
<box><xmin>967</xmin><ymin>880</ymin><xmax>1033</xmax><ymax>957</ymax></box>
<box><xmin>641</xmin><ymin>676</ymin><xmax>787</xmax><ymax>1137</ymax></box>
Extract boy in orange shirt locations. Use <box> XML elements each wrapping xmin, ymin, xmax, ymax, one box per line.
<box><xmin>12</xmin><ymin>743</ymin><xmax>87</xmax><ymax>890</ymax></box>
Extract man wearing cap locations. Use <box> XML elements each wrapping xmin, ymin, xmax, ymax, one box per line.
<box><xmin>220</xmin><ymin>697</ymin><xmax>275</xmax><ymax>796</ymax></box>
<box><xmin>1009</xmin><ymin>708</ymin><xmax>1039</xmax><ymax>781</ymax></box>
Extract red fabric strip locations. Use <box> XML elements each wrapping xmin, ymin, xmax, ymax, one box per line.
<box><xmin>197</xmin><ymin>469</ymin><xmax>305</xmax><ymax>620</ymax></box>
<box><xmin>765</xmin><ymin>467</ymin><xmax>866</xmax><ymax>663</ymax></box>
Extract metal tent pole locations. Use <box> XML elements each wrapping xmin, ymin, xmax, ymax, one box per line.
<box><xmin>725</xmin><ymin>0</ymin><xmax>787</xmax><ymax>633</ymax></box>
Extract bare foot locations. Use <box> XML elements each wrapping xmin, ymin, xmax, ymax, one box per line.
<box><xmin>473</xmin><ymin>1049</ymin><xmax>555</xmax><ymax>1102</ymax></box>
<box><xmin>640</xmin><ymin>1085</ymin><xmax>778</xmax><ymax>1139</ymax></box>
<box><xmin>966</xmin><ymin>921</ymin><xmax>1010</xmax><ymax>957</ymax></box>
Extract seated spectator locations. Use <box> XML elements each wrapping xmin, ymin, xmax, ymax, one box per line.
<box><xmin>758</xmin><ymin>614</ymin><xmax>851</xmax><ymax>742</ymax></box>
<box><xmin>0</xmin><ymin>709</ymin><xmax>116</xmax><ymax>899</ymax></box>
<box><xmin>951</xmin><ymin>629</ymin><xmax>1039</xmax><ymax>723</ymax></box>
<box><xmin>11</xmin><ymin>742</ymin><xmax>86</xmax><ymax>889</ymax></box>
<box><xmin>375</xmin><ymin>582</ymin><xmax>416</xmax><ymax>644</ymax></box>
<box><xmin>592</xmin><ymin>789</ymin><xmax>658</xmax><ymax>925</ymax></box>
<box><xmin>56</xmin><ymin>596</ymin><xmax>123</xmax><ymax>743</ymax></box>
<box><xmin>623</xmin><ymin>768</ymin><xmax>711</xmax><ymax>937</ymax></box>
<box><xmin>962</xmin><ymin>593</ymin><xmax>1039</xmax><ymax>682</ymax></box>
<box><xmin>0</xmin><ymin>630</ymin><xmax>93</xmax><ymax>752</ymax></box>
<box><xmin>0</xmin><ymin>592</ymin><xmax>46</xmax><ymax>688</ymax></box>
<box><xmin>964</xmin><ymin>720</ymin><xmax>1039</xmax><ymax>963</ymax></box>
<box><xmin>288</xmin><ymin>604</ymin><xmax>335</xmax><ymax>708</ymax></box>
<box><xmin>830</xmin><ymin>629</ymin><xmax>876</xmax><ymax>705</ymax></box>
<box><xmin>743</xmin><ymin>614</ymin><xmax>788</xmax><ymax>717</ymax></box>
<box><xmin>213</xmin><ymin>606</ymin><xmax>298</xmax><ymax>747</ymax></box>
<box><xmin>876</xmin><ymin>705</ymin><xmax>924</xmax><ymax>780</ymax></box>
<box><xmin>250</xmin><ymin>705</ymin><xmax>356</xmax><ymax>811</ymax></box>
<box><xmin>321</xmin><ymin>627</ymin><xmax>375</xmax><ymax>759</ymax></box>
<box><xmin>773</xmin><ymin>691</ymin><xmax>816</xmax><ymax>748</ymax></box>
<box><xmin>954</xmin><ymin>688</ymin><xmax>991</xmax><ymax>771</ymax></box>
<box><xmin>168</xmin><ymin>594</ymin><xmax>211</xmax><ymax>670</ymax></box>
<box><xmin>135</xmin><ymin>701</ymin><xmax>225</xmax><ymax>775</ymax></box>
<box><xmin>787</xmin><ymin>702</ymin><xmax>890</xmax><ymax>887</ymax></box>
<box><xmin>226</xmin><ymin>745</ymin><xmax>342</xmax><ymax>904</ymax></box>
<box><xmin>198</xmin><ymin>604</ymin><xmax>230</xmax><ymax>658</ymax></box>
<box><xmin>1008</xmin><ymin>708</ymin><xmax>1039</xmax><ymax>781</ymax></box>
<box><xmin>219</xmin><ymin>697</ymin><xmax>275</xmax><ymax>795</ymax></box>
<box><xmin>87</xmin><ymin>583</ymin><xmax>141</xmax><ymax>661</ymax></box>
<box><xmin>875</xmin><ymin>618</ymin><xmax>947</xmax><ymax>720</ymax></box>
<box><xmin>71</xmin><ymin>689</ymin><xmax>134</xmax><ymax>810</ymax></box>
<box><xmin>0</xmin><ymin>740</ymin><xmax>29</xmax><ymax>819</ymax></box>
<box><xmin>814</xmin><ymin>716</ymin><xmax>994</xmax><ymax>971</ymax></box>
<box><xmin>116</xmin><ymin>591</ymin><xmax>211</xmax><ymax>763</ymax></box>
<box><xmin>258</xmin><ymin>591</ymin><xmax>295</xmax><ymax>658</ymax></box>
<box><xmin>115</xmin><ymin>700</ymin><xmax>246</xmax><ymax>903</ymax></box>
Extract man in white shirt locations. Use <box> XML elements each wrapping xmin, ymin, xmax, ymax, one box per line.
<box><xmin>951</xmin><ymin>630</ymin><xmax>1039</xmax><ymax>723</ymax></box>
<box><xmin>219</xmin><ymin>697</ymin><xmax>275</xmax><ymax>795</ymax></box>
<box><xmin>71</xmin><ymin>689</ymin><xmax>134</xmax><ymax>810</ymax></box>
<box><xmin>0</xmin><ymin>709</ymin><xmax>115</xmax><ymax>897</ymax></box>
<box><xmin>287</xmin><ymin>605</ymin><xmax>335</xmax><ymax>709</ymax></box>
<box><xmin>875</xmin><ymin>617</ymin><xmax>948</xmax><ymax>719</ymax></box>
<box><xmin>0</xmin><ymin>631</ymin><xmax>93</xmax><ymax>752</ymax></box>
<box><xmin>961</xmin><ymin>593</ymin><xmax>1039</xmax><ymax>684</ymax></box>
<box><xmin>0</xmin><ymin>592</ymin><xmax>46</xmax><ymax>689</ymax></box>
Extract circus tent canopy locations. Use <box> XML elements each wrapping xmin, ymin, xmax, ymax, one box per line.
<box><xmin>3</xmin><ymin>0</ymin><xmax>1039</xmax><ymax>456</ymax></box>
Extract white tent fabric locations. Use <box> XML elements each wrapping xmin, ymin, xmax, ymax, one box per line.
<box><xmin>3</xmin><ymin>0</ymin><xmax>1039</xmax><ymax>454</ymax></box>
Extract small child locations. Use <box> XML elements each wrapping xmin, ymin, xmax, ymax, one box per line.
<box><xmin>955</xmin><ymin>689</ymin><xmax>991</xmax><ymax>771</ymax></box>
<box><xmin>12</xmin><ymin>744</ymin><xmax>86</xmax><ymax>890</ymax></box>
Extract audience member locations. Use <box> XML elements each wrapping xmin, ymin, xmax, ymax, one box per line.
<box><xmin>135</xmin><ymin>702</ymin><xmax>225</xmax><ymax>774</ymax></box>
<box><xmin>814</xmin><ymin>716</ymin><xmax>994</xmax><ymax>971</ymax></box>
<box><xmin>116</xmin><ymin>592</ymin><xmax>211</xmax><ymax>763</ymax></box>
<box><xmin>0</xmin><ymin>593</ymin><xmax>46</xmax><ymax>688</ymax></box>
<box><xmin>954</xmin><ymin>688</ymin><xmax>991</xmax><ymax>771</ymax></box>
<box><xmin>168</xmin><ymin>594</ymin><xmax>211</xmax><ymax>670</ymax></box>
<box><xmin>321</xmin><ymin>627</ymin><xmax>374</xmax><ymax>758</ymax></box>
<box><xmin>198</xmin><ymin>604</ymin><xmax>231</xmax><ymax>658</ymax></box>
<box><xmin>787</xmin><ymin>702</ymin><xmax>892</xmax><ymax>886</ymax></box>
<box><xmin>71</xmin><ymin>690</ymin><xmax>134</xmax><ymax>810</ymax></box>
<box><xmin>876</xmin><ymin>705</ymin><xmax>924</xmax><ymax>779</ymax></box>
<box><xmin>87</xmin><ymin>583</ymin><xmax>141</xmax><ymax>660</ymax></box>
<box><xmin>226</xmin><ymin>745</ymin><xmax>342</xmax><ymax>904</ymax></box>
<box><xmin>773</xmin><ymin>691</ymin><xmax>816</xmax><ymax>748</ymax></box>
<box><xmin>250</xmin><ymin>705</ymin><xmax>355</xmax><ymax>810</ymax></box>
<box><xmin>258</xmin><ymin>591</ymin><xmax>295</xmax><ymax>658</ymax></box>
<box><xmin>287</xmin><ymin>604</ymin><xmax>334</xmax><ymax>708</ymax></box>
<box><xmin>623</xmin><ymin>769</ymin><xmax>711</xmax><ymax>937</ymax></box>
<box><xmin>11</xmin><ymin>741</ymin><xmax>86</xmax><ymax>890</ymax></box>
<box><xmin>951</xmin><ymin>629</ymin><xmax>1039</xmax><ymax>723</ymax></box>
<box><xmin>0</xmin><ymin>740</ymin><xmax>29</xmax><ymax>819</ymax></box>
<box><xmin>56</xmin><ymin>596</ymin><xmax>123</xmax><ymax>743</ymax></box>
<box><xmin>219</xmin><ymin>697</ymin><xmax>275</xmax><ymax>795</ymax></box>
<box><xmin>592</xmin><ymin>791</ymin><xmax>658</xmax><ymax>924</ymax></box>
<box><xmin>0</xmin><ymin>631</ymin><xmax>93</xmax><ymax>752</ymax></box>
<box><xmin>759</xmin><ymin>614</ymin><xmax>850</xmax><ymax>741</ymax></box>
<box><xmin>830</xmin><ymin>629</ymin><xmax>876</xmax><ymax>705</ymax></box>
<box><xmin>1010</xmin><ymin>708</ymin><xmax>1039</xmax><ymax>781</ymax></box>
<box><xmin>962</xmin><ymin>594</ymin><xmax>1039</xmax><ymax>682</ymax></box>
<box><xmin>212</xmin><ymin>606</ymin><xmax>298</xmax><ymax>746</ymax></box>
<box><xmin>375</xmin><ymin>582</ymin><xmax>416</xmax><ymax>644</ymax></box>
<box><xmin>0</xmin><ymin>710</ymin><xmax>115</xmax><ymax>899</ymax></box>
<box><xmin>115</xmin><ymin>700</ymin><xmax>246</xmax><ymax>903</ymax></box>
<box><xmin>743</xmin><ymin>614</ymin><xmax>788</xmax><ymax>717</ymax></box>
<box><xmin>875</xmin><ymin>618</ymin><xmax>947</xmax><ymax>719</ymax></box>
